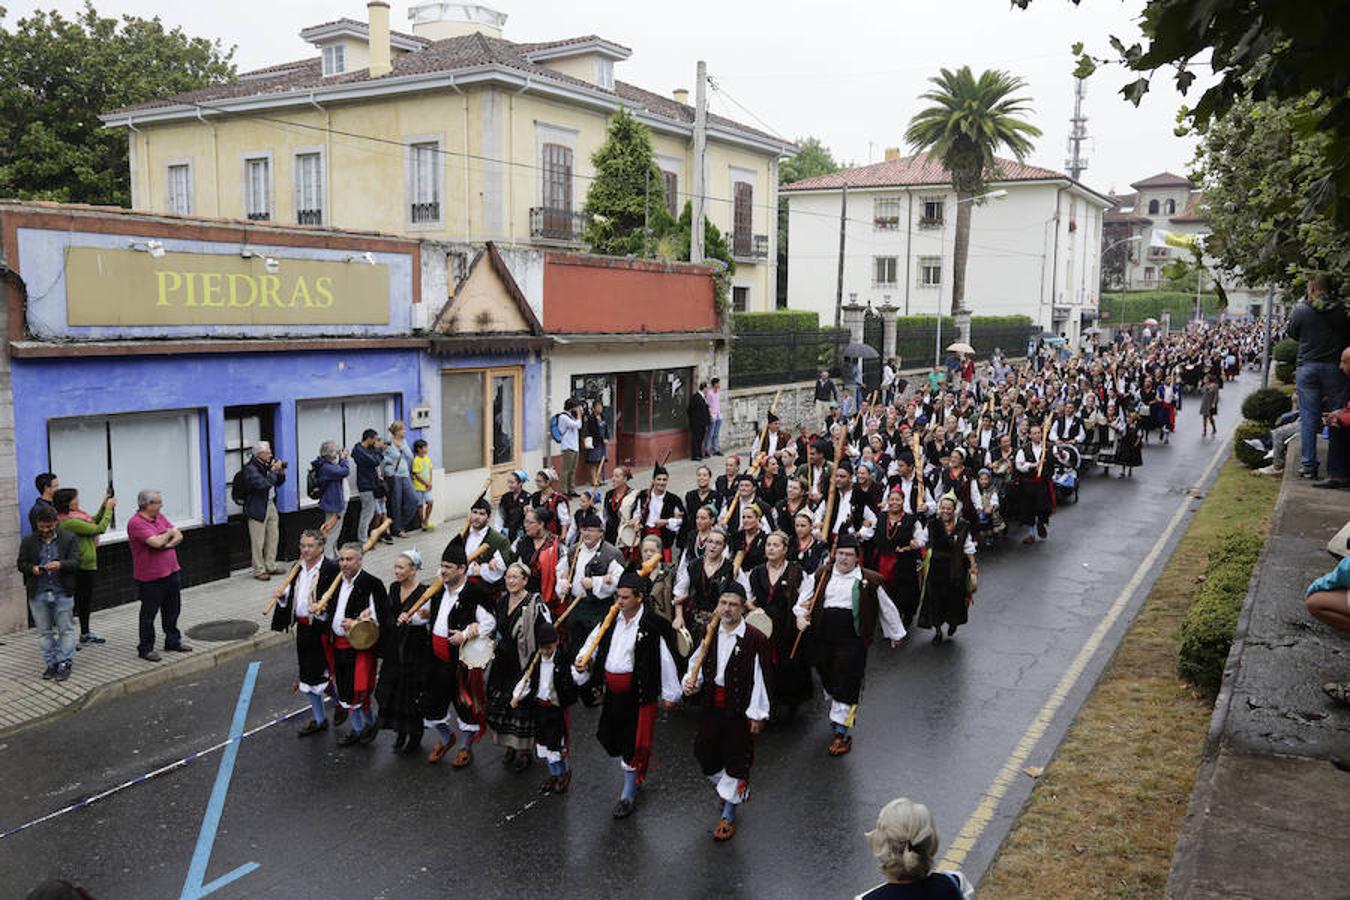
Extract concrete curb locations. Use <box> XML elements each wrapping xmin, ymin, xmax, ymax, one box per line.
<box><xmin>1163</xmin><ymin>445</ymin><xmax>1295</xmax><ymax>899</ymax></box>
<box><xmin>0</xmin><ymin>629</ymin><xmax>289</xmax><ymax>740</ymax></box>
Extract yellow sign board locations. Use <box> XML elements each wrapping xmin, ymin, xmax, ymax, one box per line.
<box><xmin>65</xmin><ymin>247</ymin><xmax>391</xmax><ymax>326</ymax></box>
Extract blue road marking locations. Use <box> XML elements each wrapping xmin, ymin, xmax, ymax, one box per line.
<box><xmin>179</xmin><ymin>661</ymin><xmax>261</xmax><ymax>900</ymax></box>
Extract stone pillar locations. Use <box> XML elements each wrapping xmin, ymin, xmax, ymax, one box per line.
<box><xmin>879</xmin><ymin>302</ymin><xmax>897</xmax><ymax>363</ymax></box>
<box><xmin>841</xmin><ymin>303</ymin><xmax>866</xmax><ymax>345</ymax></box>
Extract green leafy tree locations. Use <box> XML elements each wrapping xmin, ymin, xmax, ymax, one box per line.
<box><xmin>661</xmin><ymin>200</ymin><xmax>735</xmax><ymax>275</ymax></box>
<box><xmin>1194</xmin><ymin>90</ymin><xmax>1348</xmax><ymax>294</ymax></box>
<box><xmin>904</xmin><ymin>67</ymin><xmax>1041</xmax><ymax>337</ymax></box>
<box><xmin>777</xmin><ymin>136</ymin><xmax>841</xmax><ymax>305</ymax></box>
<box><xmin>581</xmin><ymin>107</ymin><xmax>674</xmax><ymax>257</ymax></box>
<box><xmin>0</xmin><ymin>2</ymin><xmax>235</xmax><ymax>206</ymax></box>
<box><xmin>1019</xmin><ymin>0</ymin><xmax>1350</xmax><ymax>228</ymax></box>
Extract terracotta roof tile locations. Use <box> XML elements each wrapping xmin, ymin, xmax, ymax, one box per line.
<box><xmin>1129</xmin><ymin>171</ymin><xmax>1194</xmax><ymax>190</ymax></box>
<box><xmin>782</xmin><ymin>152</ymin><xmax>1068</xmax><ymax>192</ymax></box>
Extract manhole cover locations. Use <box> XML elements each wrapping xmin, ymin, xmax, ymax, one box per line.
<box><xmin>186</xmin><ymin>620</ymin><xmax>259</xmax><ymax>642</ymax></box>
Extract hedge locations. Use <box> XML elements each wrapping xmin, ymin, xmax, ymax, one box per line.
<box><xmin>733</xmin><ymin>310</ymin><xmax>821</xmax><ymax>333</ymax></box>
<box><xmin>893</xmin><ymin>315</ymin><xmax>1037</xmax><ymax>364</ymax></box>
<box><xmin>1178</xmin><ymin>530</ymin><xmax>1265</xmax><ymax>694</ymax></box>
<box><xmin>1272</xmin><ymin>338</ymin><xmax>1298</xmax><ymax>364</ymax></box>
<box><xmin>1275</xmin><ymin>361</ymin><xmax>1295</xmax><ymax>384</ymax></box>
<box><xmin>1241</xmin><ymin>388</ymin><xmax>1292</xmax><ymax>427</ymax></box>
<box><xmin>1233</xmin><ymin>421</ymin><xmax>1269</xmax><ymax>468</ymax></box>
<box><xmin>730</xmin><ymin>311</ymin><xmax>843</xmax><ymax>384</ymax></box>
<box><xmin>1099</xmin><ymin>291</ymin><xmax>1224</xmax><ymax>326</ymax></box>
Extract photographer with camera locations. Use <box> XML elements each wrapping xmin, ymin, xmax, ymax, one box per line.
<box><xmin>235</xmin><ymin>440</ymin><xmax>286</xmax><ymax>581</ymax></box>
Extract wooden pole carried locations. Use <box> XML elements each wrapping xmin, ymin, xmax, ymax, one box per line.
<box><xmin>262</xmin><ymin>562</ymin><xmax>303</xmax><ymax>618</ymax></box>
<box><xmin>460</xmin><ymin>476</ymin><xmax>494</xmax><ymax>538</ymax></box>
<box><xmin>789</xmin><ymin>552</ymin><xmax>833</xmax><ymax>660</ymax></box>
<box><xmin>684</xmin><ymin>612</ymin><xmax>722</xmax><ymax>685</ymax></box>
<box><xmin>574</xmin><ymin>602</ymin><xmax>621</xmax><ymax>671</ymax></box>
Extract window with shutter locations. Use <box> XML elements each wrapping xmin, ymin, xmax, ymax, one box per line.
<box><xmin>295</xmin><ymin>152</ymin><xmax>323</xmax><ymax>225</ymax></box>
<box><xmin>167</xmin><ymin>164</ymin><xmax>191</xmax><ymax>215</ymax></box>
<box><xmin>409</xmin><ymin>141</ymin><xmax>440</xmax><ymax>224</ymax></box>
<box><xmin>733</xmin><ymin>181</ymin><xmax>752</xmax><ymax>256</ymax></box>
<box><xmin>244</xmin><ymin>157</ymin><xmax>271</xmax><ymax>221</ymax></box>
<box><xmin>541</xmin><ymin>143</ymin><xmax>574</xmax><ymax>235</ymax></box>
<box><xmin>662</xmin><ymin>170</ymin><xmax>678</xmax><ymax>219</ymax></box>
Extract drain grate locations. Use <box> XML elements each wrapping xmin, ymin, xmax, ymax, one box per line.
<box><xmin>186</xmin><ymin>619</ymin><xmax>260</xmax><ymax>642</ymax></box>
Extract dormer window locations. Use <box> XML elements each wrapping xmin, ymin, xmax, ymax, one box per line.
<box><xmin>322</xmin><ymin>44</ymin><xmax>346</xmax><ymax>76</ymax></box>
<box><xmin>596</xmin><ymin>58</ymin><xmax>614</xmax><ymax>90</ymax></box>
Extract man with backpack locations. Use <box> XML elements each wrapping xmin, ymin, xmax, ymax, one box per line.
<box><xmin>1288</xmin><ymin>273</ymin><xmax>1350</xmax><ymax>479</ymax></box>
<box><xmin>234</xmin><ymin>441</ymin><xmax>286</xmax><ymax>581</ymax></box>
<box><xmin>552</xmin><ymin>400</ymin><xmax>582</xmax><ymax>497</ymax></box>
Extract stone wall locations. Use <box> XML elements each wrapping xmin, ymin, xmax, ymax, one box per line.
<box><xmin>723</xmin><ymin>380</ymin><xmax>820</xmax><ymax>452</ymax></box>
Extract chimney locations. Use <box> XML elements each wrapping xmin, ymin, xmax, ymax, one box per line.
<box><xmin>672</xmin><ymin>88</ymin><xmax>689</xmax><ymax>105</ymax></box>
<box><xmin>884</xmin><ymin>147</ymin><xmax>901</xmax><ymax>162</ymax></box>
<box><xmin>368</xmin><ymin>1</ymin><xmax>392</xmax><ymax>77</ymax></box>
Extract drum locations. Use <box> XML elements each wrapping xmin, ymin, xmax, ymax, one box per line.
<box><xmin>745</xmin><ymin>608</ymin><xmax>773</xmax><ymax>639</ymax></box>
<box><xmin>347</xmin><ymin>618</ymin><xmax>380</xmax><ymax>651</ymax></box>
<box><xmin>461</xmin><ymin>635</ymin><xmax>495</xmax><ymax>669</ymax></box>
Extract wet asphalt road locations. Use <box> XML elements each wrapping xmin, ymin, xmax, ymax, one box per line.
<box><xmin>0</xmin><ymin>376</ymin><xmax>1253</xmax><ymax>900</ymax></box>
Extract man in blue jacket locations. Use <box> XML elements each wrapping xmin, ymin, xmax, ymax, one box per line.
<box><xmin>240</xmin><ymin>441</ymin><xmax>286</xmax><ymax>580</ymax></box>
<box><xmin>314</xmin><ymin>441</ymin><xmax>351</xmax><ymax>559</ymax></box>
<box><xmin>350</xmin><ymin>429</ymin><xmax>384</xmax><ymax>543</ymax></box>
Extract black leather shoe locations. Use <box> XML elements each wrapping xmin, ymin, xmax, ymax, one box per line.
<box><xmin>139</xmin><ymin>651</ymin><xmax>162</xmax><ymax>662</ymax></box>
<box><xmin>392</xmin><ymin>732</ymin><xmax>408</xmax><ymax>752</ymax></box>
<box><xmin>1331</xmin><ymin>755</ymin><xmax>1350</xmax><ymax>773</ymax></box>
<box><xmin>297</xmin><ymin>719</ymin><xmax>328</xmax><ymax>738</ymax></box>
<box><xmin>165</xmin><ymin>643</ymin><xmax>194</xmax><ymax>653</ymax></box>
<box><xmin>612</xmin><ymin>798</ymin><xmax>637</xmax><ymax>819</ymax></box>
<box><xmin>358</xmin><ymin>723</ymin><xmax>379</xmax><ymax>745</ymax></box>
<box><xmin>333</xmin><ymin>706</ymin><xmax>348</xmax><ymax>727</ymax></box>
<box><xmin>1312</xmin><ymin>478</ymin><xmax>1350</xmax><ymax>490</ymax></box>
<box><xmin>336</xmin><ymin>729</ymin><xmax>362</xmax><ymax>747</ymax></box>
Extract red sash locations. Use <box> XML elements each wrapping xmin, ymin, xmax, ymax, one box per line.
<box><xmin>432</xmin><ymin>633</ymin><xmax>451</xmax><ymax>663</ymax></box>
<box><xmin>333</xmin><ymin>635</ymin><xmax>375</xmax><ymax>698</ymax></box>
<box><xmin>459</xmin><ymin>667</ymin><xmax>488</xmax><ymax>742</ymax></box>
<box><xmin>712</xmin><ymin>686</ymin><xmax>727</xmax><ymax>708</ymax></box>
<box><xmin>605</xmin><ymin>671</ymin><xmax>658</xmax><ymax>783</ymax></box>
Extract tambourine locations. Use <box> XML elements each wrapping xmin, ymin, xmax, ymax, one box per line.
<box><xmin>347</xmin><ymin>618</ymin><xmax>380</xmax><ymax>651</ymax></box>
<box><xmin>745</xmin><ymin>608</ymin><xmax>773</xmax><ymax>640</ymax></box>
<box><xmin>461</xmin><ymin>635</ymin><xmax>495</xmax><ymax>669</ymax></box>
<box><xmin>675</xmin><ymin>625</ymin><xmax>693</xmax><ymax>657</ymax></box>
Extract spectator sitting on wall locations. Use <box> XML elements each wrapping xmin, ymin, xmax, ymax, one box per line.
<box><xmin>1307</xmin><ymin>553</ymin><xmax>1350</xmax><ymax>706</ymax></box>
<box><xmin>351</xmin><ymin>428</ymin><xmax>383</xmax><ymax>543</ymax></box>
<box><xmin>18</xmin><ymin>506</ymin><xmax>81</xmax><ymax>681</ymax></box>
<box><xmin>29</xmin><ymin>472</ymin><xmax>58</xmax><ymax>532</ymax></box>
<box><xmin>1249</xmin><ymin>393</ymin><xmax>1301</xmax><ymax>477</ymax></box>
<box><xmin>127</xmin><ymin>489</ymin><xmax>190</xmax><ymax>663</ymax></box>
<box><xmin>315</xmin><ymin>440</ymin><xmax>351</xmax><ymax>559</ymax></box>
<box><xmin>240</xmin><ymin>441</ymin><xmax>286</xmax><ymax>581</ymax></box>
<box><xmin>54</xmin><ymin>486</ymin><xmax>115</xmax><ymax>645</ymax></box>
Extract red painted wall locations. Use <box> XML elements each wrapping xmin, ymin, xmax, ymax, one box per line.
<box><xmin>543</xmin><ymin>253</ymin><xmax>717</xmax><ymax>333</ymax></box>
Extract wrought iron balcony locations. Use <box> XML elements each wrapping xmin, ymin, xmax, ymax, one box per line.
<box><xmin>410</xmin><ymin>201</ymin><xmax>441</xmax><ymax>224</ymax></box>
<box><xmin>733</xmin><ymin>233</ymin><xmax>769</xmax><ymax>260</ymax></box>
<box><xmin>297</xmin><ymin>209</ymin><xmax>323</xmax><ymax>226</ymax></box>
<box><xmin>529</xmin><ymin>206</ymin><xmax>585</xmax><ymax>243</ymax></box>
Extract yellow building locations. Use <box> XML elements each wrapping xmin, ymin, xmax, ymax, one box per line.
<box><xmin>102</xmin><ymin>1</ymin><xmax>794</xmax><ymax>312</ymax></box>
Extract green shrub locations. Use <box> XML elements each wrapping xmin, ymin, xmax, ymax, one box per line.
<box><xmin>1275</xmin><ymin>361</ymin><xmax>1295</xmax><ymax>384</ymax></box>
<box><xmin>1233</xmin><ymin>421</ymin><xmax>1269</xmax><ymax>468</ymax></box>
<box><xmin>1241</xmin><ymin>388</ymin><xmax>1292</xmax><ymax>427</ymax></box>
<box><xmin>1272</xmin><ymin>338</ymin><xmax>1298</xmax><ymax>364</ymax></box>
<box><xmin>731</xmin><ymin>311</ymin><xmax>840</xmax><ymax>382</ymax></box>
<box><xmin>894</xmin><ymin>315</ymin><xmax>1037</xmax><ymax>364</ymax></box>
<box><xmin>1178</xmin><ymin>530</ymin><xmax>1265</xmax><ymax>694</ymax></box>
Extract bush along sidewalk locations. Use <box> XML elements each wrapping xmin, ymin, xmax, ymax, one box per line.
<box><xmin>1177</xmin><ymin>530</ymin><xmax>1266</xmax><ymax>694</ymax></box>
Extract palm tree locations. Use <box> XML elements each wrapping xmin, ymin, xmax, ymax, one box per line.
<box><xmin>905</xmin><ymin>67</ymin><xmax>1041</xmax><ymax>341</ymax></box>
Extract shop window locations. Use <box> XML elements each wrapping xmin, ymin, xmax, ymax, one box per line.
<box><xmin>296</xmin><ymin>395</ymin><xmax>395</xmax><ymax>505</ymax></box>
<box><xmin>571</xmin><ymin>374</ymin><xmax>616</xmax><ymax>437</ymax></box>
<box><xmin>651</xmin><ymin>368</ymin><xmax>691</xmax><ymax>431</ymax></box>
<box><xmin>492</xmin><ymin>373</ymin><xmax>516</xmax><ymax>466</ymax></box>
<box><xmin>223</xmin><ymin>405</ymin><xmax>275</xmax><ymax>516</ymax></box>
<box><xmin>440</xmin><ymin>371</ymin><xmax>485</xmax><ymax>473</ymax></box>
<box><xmin>48</xmin><ymin>410</ymin><xmax>203</xmax><ymax>539</ymax></box>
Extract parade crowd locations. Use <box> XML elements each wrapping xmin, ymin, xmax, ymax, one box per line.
<box><xmin>255</xmin><ymin>315</ymin><xmax>1270</xmax><ymax>866</ymax></box>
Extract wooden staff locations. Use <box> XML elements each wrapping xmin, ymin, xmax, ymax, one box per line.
<box><xmin>911</xmin><ymin>430</ymin><xmax>927</xmax><ymax>510</ymax></box>
<box><xmin>309</xmin><ymin>570</ymin><xmax>346</xmax><ymax>618</ymax></box>
<box><xmin>789</xmin><ymin>551</ymin><xmax>834</xmax><ymax>660</ymax></box>
<box><xmin>815</xmin><ymin>429</ymin><xmax>846</xmax><ymax>542</ymax></box>
<box><xmin>364</xmin><ymin>518</ymin><xmax>393</xmax><ymax>552</ymax></box>
<box><xmin>460</xmin><ymin>476</ymin><xmax>493</xmax><ymax>538</ymax></box>
<box><xmin>751</xmin><ymin>389</ymin><xmax>782</xmax><ymax>457</ymax></box>
<box><xmin>684</xmin><ymin>612</ymin><xmax>722</xmax><ymax>687</ymax></box>
<box><xmin>262</xmin><ymin>562</ymin><xmax>303</xmax><ymax>617</ymax></box>
<box><xmin>398</xmin><ymin>576</ymin><xmax>444</xmax><ymax>622</ymax></box>
<box><xmin>731</xmin><ymin>548</ymin><xmax>746</xmax><ymax>577</ymax></box>
<box><xmin>1035</xmin><ymin>416</ymin><xmax>1053</xmax><ymax>478</ymax></box>
<box><xmin>574</xmin><ymin>602</ymin><xmax>621</xmax><ymax>671</ymax></box>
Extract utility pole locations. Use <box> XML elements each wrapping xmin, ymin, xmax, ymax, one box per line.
<box><xmin>1261</xmin><ymin>284</ymin><xmax>1273</xmax><ymax>387</ymax></box>
<box><xmin>833</xmin><ymin>181</ymin><xmax>848</xmax><ymax>332</ymax></box>
<box><xmin>1065</xmin><ymin>77</ymin><xmax>1088</xmax><ymax>182</ymax></box>
<box><xmin>691</xmin><ymin>60</ymin><xmax>708</xmax><ymax>264</ymax></box>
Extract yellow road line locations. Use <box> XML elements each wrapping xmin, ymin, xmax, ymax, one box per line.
<box><xmin>937</xmin><ymin>436</ymin><xmax>1231</xmax><ymax>872</ymax></box>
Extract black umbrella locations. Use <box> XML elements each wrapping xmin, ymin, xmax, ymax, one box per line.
<box><xmin>843</xmin><ymin>342</ymin><xmax>880</xmax><ymax>360</ymax></box>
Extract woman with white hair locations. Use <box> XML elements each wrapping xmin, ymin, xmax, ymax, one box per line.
<box><xmin>375</xmin><ymin>548</ymin><xmax>433</xmax><ymax>754</ymax></box>
<box><xmin>857</xmin><ymin>798</ymin><xmax>974</xmax><ymax>899</ymax></box>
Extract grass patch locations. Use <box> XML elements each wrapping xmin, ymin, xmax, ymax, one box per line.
<box><xmin>980</xmin><ymin>457</ymin><xmax>1280</xmax><ymax>899</ymax></box>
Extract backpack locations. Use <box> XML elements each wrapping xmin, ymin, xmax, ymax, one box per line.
<box><xmin>549</xmin><ymin>413</ymin><xmax>564</xmax><ymax>443</ymax></box>
<box><xmin>306</xmin><ymin>461</ymin><xmax>323</xmax><ymax>501</ymax></box>
<box><xmin>230</xmin><ymin>466</ymin><xmax>250</xmax><ymax>506</ymax></box>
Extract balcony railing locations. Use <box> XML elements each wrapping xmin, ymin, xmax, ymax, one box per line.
<box><xmin>530</xmin><ymin>206</ymin><xmax>585</xmax><ymax>243</ymax></box>
<box><xmin>733</xmin><ymin>233</ymin><xmax>769</xmax><ymax>260</ymax></box>
<box><xmin>246</xmin><ymin>210</ymin><xmax>271</xmax><ymax>222</ymax></box>
<box><xmin>410</xmin><ymin>201</ymin><xmax>441</xmax><ymax>224</ymax></box>
<box><xmin>918</xmin><ymin>216</ymin><xmax>943</xmax><ymax>229</ymax></box>
<box><xmin>297</xmin><ymin>209</ymin><xmax>323</xmax><ymax>226</ymax></box>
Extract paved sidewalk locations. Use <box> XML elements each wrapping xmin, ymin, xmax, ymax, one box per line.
<box><xmin>1166</xmin><ymin>439</ymin><xmax>1350</xmax><ymax>898</ymax></box>
<box><xmin>0</xmin><ymin>459</ymin><xmax>703</xmax><ymax>737</ymax></box>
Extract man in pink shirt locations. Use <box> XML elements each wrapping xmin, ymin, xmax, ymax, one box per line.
<box><xmin>705</xmin><ymin>377</ymin><xmax>723</xmax><ymax>457</ymax></box>
<box><xmin>127</xmin><ymin>489</ymin><xmax>193</xmax><ymax>662</ymax></box>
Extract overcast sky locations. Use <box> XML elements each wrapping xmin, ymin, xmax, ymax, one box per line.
<box><xmin>9</xmin><ymin>0</ymin><xmax>1210</xmax><ymax>195</ymax></box>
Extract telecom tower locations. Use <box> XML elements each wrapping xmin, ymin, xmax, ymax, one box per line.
<box><xmin>1066</xmin><ymin>77</ymin><xmax>1088</xmax><ymax>181</ymax></box>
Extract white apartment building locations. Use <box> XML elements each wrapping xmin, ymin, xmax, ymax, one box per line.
<box><xmin>783</xmin><ymin>150</ymin><xmax>1113</xmax><ymax>347</ymax></box>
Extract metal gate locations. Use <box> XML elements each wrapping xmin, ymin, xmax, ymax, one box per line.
<box><xmin>862</xmin><ymin>309</ymin><xmax>885</xmax><ymax>392</ymax></box>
